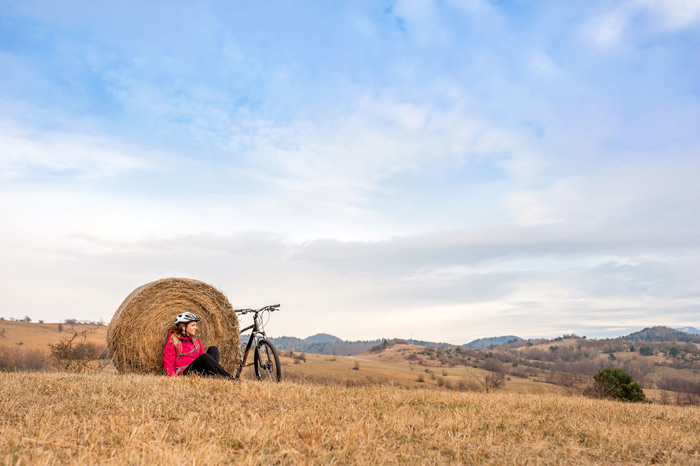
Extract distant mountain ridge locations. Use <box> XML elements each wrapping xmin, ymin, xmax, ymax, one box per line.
<box><xmin>304</xmin><ymin>333</ymin><xmax>343</xmax><ymax>343</ymax></box>
<box><xmin>268</xmin><ymin>335</ymin><xmax>379</xmax><ymax>356</ymax></box>
<box><xmin>265</xmin><ymin>325</ymin><xmax>700</xmax><ymax>356</ymax></box>
<box><xmin>267</xmin><ymin>334</ymin><xmax>454</xmax><ymax>355</ymax></box>
<box><xmin>622</xmin><ymin>326</ymin><xmax>700</xmax><ymax>343</ymax></box>
<box><xmin>675</xmin><ymin>326</ymin><xmax>700</xmax><ymax>336</ymax></box>
<box><xmin>464</xmin><ymin>335</ymin><xmax>523</xmax><ymax>349</ymax></box>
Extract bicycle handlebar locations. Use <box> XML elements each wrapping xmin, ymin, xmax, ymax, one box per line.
<box><xmin>234</xmin><ymin>304</ymin><xmax>280</xmax><ymax>315</ymax></box>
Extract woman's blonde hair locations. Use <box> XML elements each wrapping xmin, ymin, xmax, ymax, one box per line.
<box><xmin>170</xmin><ymin>322</ymin><xmax>188</xmax><ymax>348</ymax></box>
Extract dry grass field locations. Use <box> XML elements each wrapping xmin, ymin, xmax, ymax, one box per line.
<box><xmin>278</xmin><ymin>349</ymin><xmax>567</xmax><ymax>395</ymax></box>
<box><xmin>2</xmin><ymin>321</ymin><xmax>700</xmax><ymax>463</ymax></box>
<box><xmin>2</xmin><ymin>320</ymin><xmax>694</xmax><ymax>405</ymax></box>
<box><xmin>0</xmin><ymin>321</ymin><xmax>108</xmax><ymax>352</ymax></box>
<box><xmin>0</xmin><ymin>321</ymin><xmax>567</xmax><ymax>395</ymax></box>
<box><xmin>2</xmin><ymin>372</ymin><xmax>700</xmax><ymax>465</ymax></box>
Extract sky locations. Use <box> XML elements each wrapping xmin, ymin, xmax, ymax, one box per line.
<box><xmin>0</xmin><ymin>0</ymin><xmax>698</xmax><ymax>343</ymax></box>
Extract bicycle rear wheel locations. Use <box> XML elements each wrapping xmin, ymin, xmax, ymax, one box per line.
<box><xmin>254</xmin><ymin>339</ymin><xmax>281</xmax><ymax>382</ymax></box>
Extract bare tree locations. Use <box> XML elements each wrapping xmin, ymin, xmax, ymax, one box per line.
<box><xmin>482</xmin><ymin>372</ymin><xmax>506</xmax><ymax>393</ymax></box>
<box><xmin>49</xmin><ymin>326</ymin><xmax>109</xmax><ymax>373</ymax></box>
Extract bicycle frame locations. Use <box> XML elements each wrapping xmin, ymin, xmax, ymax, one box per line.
<box><xmin>235</xmin><ymin>317</ymin><xmax>264</xmax><ymax>379</ymax></box>
<box><xmin>233</xmin><ymin>304</ymin><xmax>279</xmax><ymax>380</ymax></box>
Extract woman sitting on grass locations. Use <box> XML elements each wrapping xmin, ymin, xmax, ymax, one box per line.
<box><xmin>162</xmin><ymin>312</ymin><xmax>233</xmax><ymax>379</ymax></box>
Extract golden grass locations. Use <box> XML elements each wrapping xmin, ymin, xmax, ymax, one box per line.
<box><xmin>3</xmin><ymin>372</ymin><xmax>700</xmax><ymax>465</ymax></box>
<box><xmin>0</xmin><ymin>321</ymin><xmax>108</xmax><ymax>352</ymax></box>
<box><xmin>279</xmin><ymin>348</ymin><xmax>567</xmax><ymax>395</ymax></box>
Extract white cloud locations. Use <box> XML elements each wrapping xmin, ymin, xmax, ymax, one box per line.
<box><xmin>391</xmin><ymin>0</ymin><xmax>451</xmax><ymax>46</ymax></box>
<box><xmin>444</xmin><ymin>0</ymin><xmax>494</xmax><ymax>16</ymax></box>
<box><xmin>0</xmin><ymin>122</ymin><xmax>154</xmax><ymax>180</ymax></box>
<box><xmin>583</xmin><ymin>0</ymin><xmax>700</xmax><ymax>48</ymax></box>
<box><xmin>505</xmin><ymin>191</ymin><xmax>561</xmax><ymax>226</ymax></box>
<box><xmin>226</xmin><ymin>93</ymin><xmax>537</xmax><ymax>215</ymax></box>
<box><xmin>2</xmin><ymin>224</ymin><xmax>697</xmax><ymax>340</ymax></box>
<box><xmin>498</xmin><ymin>150</ymin><xmax>546</xmax><ymax>183</ymax></box>
<box><xmin>509</xmin><ymin>156</ymin><xmax>700</xmax><ymax>231</ymax></box>
<box><xmin>367</xmin><ymin>100</ymin><xmax>429</xmax><ymax>131</ymax></box>
<box><xmin>583</xmin><ymin>6</ymin><xmax>635</xmax><ymax>48</ymax></box>
<box><xmin>636</xmin><ymin>0</ymin><xmax>700</xmax><ymax>30</ymax></box>
<box><xmin>0</xmin><ymin>1</ymin><xmax>698</xmax><ymax>342</ymax></box>
<box><xmin>528</xmin><ymin>51</ymin><xmax>565</xmax><ymax>81</ymax></box>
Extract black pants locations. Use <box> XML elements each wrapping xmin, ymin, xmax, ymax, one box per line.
<box><xmin>181</xmin><ymin>346</ymin><xmax>233</xmax><ymax>379</ymax></box>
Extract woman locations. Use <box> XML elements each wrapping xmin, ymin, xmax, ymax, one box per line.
<box><xmin>162</xmin><ymin>311</ymin><xmax>233</xmax><ymax>379</ymax></box>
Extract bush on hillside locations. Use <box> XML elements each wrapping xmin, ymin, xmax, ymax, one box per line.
<box><xmin>482</xmin><ymin>372</ymin><xmax>505</xmax><ymax>393</ymax></box>
<box><xmin>584</xmin><ymin>367</ymin><xmax>646</xmax><ymax>402</ymax></box>
<box><xmin>0</xmin><ymin>353</ymin><xmax>15</xmax><ymax>372</ymax></box>
<box><xmin>0</xmin><ymin>346</ymin><xmax>48</xmax><ymax>372</ymax></box>
<box><xmin>50</xmin><ymin>327</ymin><xmax>109</xmax><ymax>373</ymax></box>
<box><xmin>369</xmin><ymin>338</ymin><xmax>408</xmax><ymax>353</ymax></box>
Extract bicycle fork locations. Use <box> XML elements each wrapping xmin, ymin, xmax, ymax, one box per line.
<box><xmin>235</xmin><ymin>324</ymin><xmax>258</xmax><ymax>380</ymax></box>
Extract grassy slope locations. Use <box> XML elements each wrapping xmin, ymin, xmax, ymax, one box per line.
<box><xmin>2</xmin><ymin>372</ymin><xmax>700</xmax><ymax>465</ymax></box>
<box><xmin>2</xmin><ymin>321</ymin><xmax>567</xmax><ymax>395</ymax></box>
<box><xmin>279</xmin><ymin>346</ymin><xmax>567</xmax><ymax>395</ymax></box>
<box><xmin>2</xmin><ymin>321</ymin><xmax>695</xmax><ymax>403</ymax></box>
<box><xmin>0</xmin><ymin>321</ymin><xmax>107</xmax><ymax>352</ymax></box>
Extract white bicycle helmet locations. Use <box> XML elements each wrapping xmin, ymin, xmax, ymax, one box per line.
<box><xmin>175</xmin><ymin>312</ymin><xmax>201</xmax><ymax>324</ymax></box>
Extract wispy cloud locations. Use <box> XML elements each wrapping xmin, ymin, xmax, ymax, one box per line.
<box><xmin>0</xmin><ymin>122</ymin><xmax>154</xmax><ymax>180</ymax></box>
<box><xmin>582</xmin><ymin>0</ymin><xmax>700</xmax><ymax>48</ymax></box>
<box><xmin>0</xmin><ymin>1</ymin><xmax>698</xmax><ymax>340</ymax></box>
<box><xmin>638</xmin><ymin>0</ymin><xmax>700</xmax><ymax>30</ymax></box>
<box><xmin>2</xmin><ymin>225</ymin><xmax>695</xmax><ymax>340</ymax></box>
<box><xmin>223</xmin><ymin>92</ymin><xmax>541</xmax><ymax>215</ymax></box>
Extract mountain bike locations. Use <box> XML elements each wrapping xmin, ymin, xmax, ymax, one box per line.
<box><xmin>234</xmin><ymin>304</ymin><xmax>282</xmax><ymax>382</ymax></box>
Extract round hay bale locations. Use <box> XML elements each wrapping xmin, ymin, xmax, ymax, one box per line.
<box><xmin>107</xmin><ymin>278</ymin><xmax>239</xmax><ymax>375</ymax></box>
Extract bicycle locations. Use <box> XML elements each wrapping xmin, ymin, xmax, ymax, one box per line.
<box><xmin>234</xmin><ymin>304</ymin><xmax>282</xmax><ymax>382</ymax></box>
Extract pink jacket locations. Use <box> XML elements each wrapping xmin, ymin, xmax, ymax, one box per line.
<box><xmin>162</xmin><ymin>329</ymin><xmax>204</xmax><ymax>377</ymax></box>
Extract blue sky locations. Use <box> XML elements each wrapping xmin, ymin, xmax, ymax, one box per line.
<box><xmin>1</xmin><ymin>0</ymin><xmax>698</xmax><ymax>343</ymax></box>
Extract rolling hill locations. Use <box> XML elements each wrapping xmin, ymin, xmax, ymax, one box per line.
<box><xmin>3</xmin><ymin>320</ymin><xmax>700</xmax><ymax>407</ymax></box>
<box><xmin>464</xmin><ymin>335</ymin><xmax>523</xmax><ymax>349</ymax></box>
<box><xmin>303</xmin><ymin>333</ymin><xmax>343</xmax><ymax>343</ymax></box>
<box><xmin>622</xmin><ymin>326</ymin><xmax>700</xmax><ymax>343</ymax></box>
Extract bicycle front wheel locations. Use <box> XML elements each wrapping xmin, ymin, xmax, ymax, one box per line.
<box><xmin>254</xmin><ymin>339</ymin><xmax>281</xmax><ymax>382</ymax></box>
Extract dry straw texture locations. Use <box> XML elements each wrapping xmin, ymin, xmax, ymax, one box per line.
<box><xmin>3</xmin><ymin>372</ymin><xmax>700</xmax><ymax>465</ymax></box>
<box><xmin>107</xmin><ymin>278</ymin><xmax>239</xmax><ymax>375</ymax></box>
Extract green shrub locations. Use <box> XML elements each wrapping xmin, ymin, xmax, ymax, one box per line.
<box><xmin>586</xmin><ymin>367</ymin><xmax>646</xmax><ymax>402</ymax></box>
